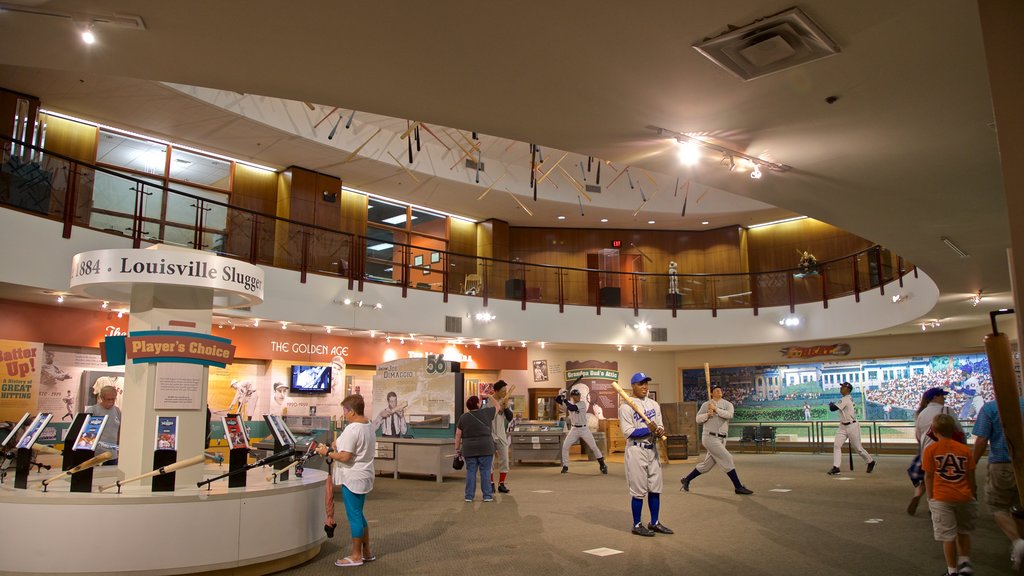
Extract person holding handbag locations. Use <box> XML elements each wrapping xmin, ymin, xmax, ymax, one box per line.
<box><xmin>455</xmin><ymin>395</ymin><xmax>496</xmax><ymax>502</ymax></box>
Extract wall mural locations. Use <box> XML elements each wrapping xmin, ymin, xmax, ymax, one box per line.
<box><xmin>682</xmin><ymin>353</ymin><xmax>993</xmax><ymax>422</ymax></box>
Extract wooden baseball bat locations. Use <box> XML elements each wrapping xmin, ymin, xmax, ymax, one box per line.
<box><xmin>32</xmin><ymin>444</ymin><xmax>62</xmax><ymax>455</ymax></box>
<box><xmin>985</xmin><ymin>322</ymin><xmax>1024</xmax><ymax>499</ymax></box>
<box><xmin>98</xmin><ymin>454</ymin><xmax>206</xmax><ymax>492</ymax></box>
<box><xmin>40</xmin><ymin>451</ymin><xmax>113</xmax><ymax>487</ymax></box>
<box><xmin>704</xmin><ymin>362</ymin><xmax>712</xmax><ymax>402</ymax></box>
<box><xmin>610</xmin><ymin>382</ymin><xmax>667</xmax><ymax>441</ymax></box>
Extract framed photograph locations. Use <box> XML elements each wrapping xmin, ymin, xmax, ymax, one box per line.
<box><xmin>423</xmin><ymin>265</ymin><xmax>431</xmax><ymax>276</ymax></box>
<box><xmin>430</xmin><ymin>252</ymin><xmax>441</xmax><ymax>263</ymax></box>
<box><xmin>413</xmin><ymin>254</ymin><xmax>424</xmax><ymax>267</ymax></box>
<box><xmin>649</xmin><ymin>391</ymin><xmax>658</xmax><ymax>401</ymax></box>
<box><xmin>533</xmin><ymin>360</ymin><xmax>549</xmax><ymax>382</ymax></box>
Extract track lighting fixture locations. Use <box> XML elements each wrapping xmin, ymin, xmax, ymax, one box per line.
<box><xmin>649</xmin><ymin>125</ymin><xmax>790</xmax><ymax>177</ymax></box>
<box><xmin>971</xmin><ymin>291</ymin><xmax>982</xmax><ymax>307</ymax></box>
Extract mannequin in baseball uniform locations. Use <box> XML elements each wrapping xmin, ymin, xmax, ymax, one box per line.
<box><xmin>619</xmin><ymin>372</ymin><xmax>672</xmax><ymax>537</ymax></box>
<box><xmin>489</xmin><ymin>380</ymin><xmax>515</xmax><ymax>493</ymax></box>
<box><xmin>680</xmin><ymin>385</ymin><xmax>753</xmax><ymax>495</ymax></box>
<box><xmin>827</xmin><ymin>381</ymin><xmax>876</xmax><ymax>475</ymax></box>
<box><xmin>555</xmin><ymin>388</ymin><xmax>609</xmax><ymax>474</ymax></box>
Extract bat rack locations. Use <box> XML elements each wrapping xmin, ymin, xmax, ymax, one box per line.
<box><xmin>151</xmin><ymin>449</ymin><xmax>178</xmax><ymax>492</ymax></box>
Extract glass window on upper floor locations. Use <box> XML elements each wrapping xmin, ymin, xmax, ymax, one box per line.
<box><xmin>367</xmin><ymin>198</ymin><xmax>408</xmax><ymax>228</ymax></box>
<box><xmin>92</xmin><ymin>169</ymin><xmax>164</xmax><ymax>220</ymax></box>
<box><xmin>409</xmin><ymin>206</ymin><xmax>446</xmax><ymax>237</ymax></box>
<box><xmin>96</xmin><ymin>130</ymin><xmax>168</xmax><ymax>176</ymax></box>
<box><xmin>169</xmin><ymin>148</ymin><xmax>231</xmax><ymax>190</ymax></box>
<box><xmin>165</xmin><ymin>182</ymin><xmax>229</xmax><ymax>231</ymax></box>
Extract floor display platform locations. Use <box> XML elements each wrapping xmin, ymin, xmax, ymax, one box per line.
<box><xmin>374</xmin><ymin>437</ymin><xmax>460</xmax><ymax>483</ymax></box>
<box><xmin>0</xmin><ymin>464</ymin><xmax>326</xmax><ymax>575</ymax></box>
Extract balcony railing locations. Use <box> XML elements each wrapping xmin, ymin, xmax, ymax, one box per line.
<box><xmin>1</xmin><ymin>135</ymin><xmax>916</xmax><ymax>314</ymax></box>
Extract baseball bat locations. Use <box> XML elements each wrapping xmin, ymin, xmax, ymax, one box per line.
<box><xmin>848</xmin><ymin>437</ymin><xmax>854</xmax><ymax>470</ymax></box>
<box><xmin>40</xmin><ymin>451</ymin><xmax>113</xmax><ymax>487</ymax></box>
<box><xmin>98</xmin><ymin>454</ymin><xmax>206</xmax><ymax>492</ymax></box>
<box><xmin>704</xmin><ymin>362</ymin><xmax>712</xmax><ymax>402</ymax></box>
<box><xmin>610</xmin><ymin>382</ymin><xmax>667</xmax><ymax>441</ymax></box>
<box><xmin>265</xmin><ymin>441</ymin><xmax>320</xmax><ymax>482</ymax></box>
<box><xmin>984</xmin><ymin>312</ymin><xmax>1024</xmax><ymax>499</ymax></box>
<box><xmin>32</xmin><ymin>444</ymin><xmax>62</xmax><ymax>456</ymax></box>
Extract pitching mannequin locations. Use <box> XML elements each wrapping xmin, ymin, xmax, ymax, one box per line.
<box><xmin>619</xmin><ymin>372</ymin><xmax>672</xmax><ymax>536</ymax></box>
<box><xmin>680</xmin><ymin>385</ymin><xmax>753</xmax><ymax>494</ymax></box>
<box><xmin>827</xmin><ymin>382</ymin><xmax>875</xmax><ymax>475</ymax></box>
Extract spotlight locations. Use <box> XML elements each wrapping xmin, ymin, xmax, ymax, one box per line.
<box><xmin>520</xmin><ymin>340</ymin><xmax>527</xmax><ymax>348</ymax></box>
<box><xmin>281</xmin><ymin>322</ymin><xmax>287</xmax><ymax>330</ymax></box>
<box><xmin>80</xmin><ymin>24</ymin><xmax>96</xmax><ymax>45</ymax></box>
<box><xmin>374</xmin><ymin>302</ymin><xmax>383</xmax><ymax>310</ymax></box>
<box><xmin>540</xmin><ymin>342</ymin><xmax>546</xmax><ymax>349</ymax></box>
<box><xmin>116</xmin><ymin>311</ymin><xmax>124</xmax><ymax>318</ymax></box>
<box><xmin>343</xmin><ymin>298</ymin><xmax>352</xmax><ymax>305</ymax></box>
<box><xmin>617</xmin><ymin>345</ymin><xmax>622</xmax><ymax>351</ymax></box>
<box><xmin>750</xmin><ymin>165</ymin><xmax>762</xmax><ymax>179</ymax></box>
<box><xmin>677</xmin><ymin>140</ymin><xmax>700</xmax><ymax>165</ymax></box>
<box><xmin>56</xmin><ymin>295</ymin><xmax>64</xmax><ymax>303</ymax></box>
<box><xmin>632</xmin><ymin>345</ymin><xmax>638</xmax><ymax>352</ymax></box>
<box><xmin>971</xmin><ymin>291</ymin><xmax>982</xmax><ymax>307</ymax></box>
<box><xmin>102</xmin><ymin>301</ymin><xmax>109</xmax><ymax>309</ymax></box>
<box><xmin>253</xmin><ymin>319</ymin><xmax>260</xmax><ymax>327</ymax></box>
<box><xmin>386</xmin><ymin>335</ymin><xmax>391</xmax><ymax>343</ymax></box>
<box><xmin>326</xmin><ymin>327</ymin><xmax>332</xmax><ymax>334</ymax></box>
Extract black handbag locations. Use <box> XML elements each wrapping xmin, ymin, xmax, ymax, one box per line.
<box><xmin>452</xmin><ymin>454</ymin><xmax>465</xmax><ymax>470</ymax></box>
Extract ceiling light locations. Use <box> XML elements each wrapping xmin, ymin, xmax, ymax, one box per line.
<box><xmin>651</xmin><ymin>126</ymin><xmax>791</xmax><ymax>174</ymax></box>
<box><xmin>677</xmin><ymin>140</ymin><xmax>701</xmax><ymax>165</ymax></box>
<box><xmin>557</xmin><ymin>216</ymin><xmax>566</xmax><ymax>220</ymax></box>
<box><xmin>281</xmin><ymin>322</ymin><xmax>288</xmax><ymax>330</ymax></box>
<box><xmin>940</xmin><ymin>236</ymin><xmax>970</xmax><ymax>258</ymax></box>
<box><xmin>386</xmin><ymin>334</ymin><xmax>391</xmax><ymax>343</ymax></box>
<box><xmin>253</xmin><ymin>319</ymin><xmax>260</xmax><ymax>327</ymax></box>
<box><xmin>600</xmin><ymin>218</ymin><xmax>608</xmax><ymax>223</ymax></box>
<box><xmin>101</xmin><ymin>301</ymin><xmax>109</xmax><ymax>308</ymax></box>
<box><xmin>399</xmin><ymin>338</ymin><xmax>404</xmax><ymax>345</ymax></box>
<box><xmin>373</xmin><ymin>302</ymin><xmax>383</xmax><ymax>309</ymax></box>
<box><xmin>617</xmin><ymin>345</ymin><xmax>622</xmax><ymax>351</ymax></box>
<box><xmin>540</xmin><ymin>342</ymin><xmax>546</xmax><ymax>349</ymax></box>
<box><xmin>701</xmin><ymin>221</ymin><xmax>710</xmax><ymax>225</ymax></box>
<box><xmin>116</xmin><ymin>310</ymin><xmax>124</xmax><ymax>318</ymax></box>
<box><xmin>520</xmin><ymin>341</ymin><xmax>527</xmax><ymax>348</ymax></box>
<box><xmin>748</xmin><ymin>216</ymin><xmax>808</xmax><ymax>229</ymax></box>
<box><xmin>56</xmin><ymin>295</ymin><xmax>64</xmax><ymax>303</ymax></box>
<box><xmin>779</xmin><ymin>314</ymin><xmax>801</xmax><ymax>328</ymax></box>
<box><xmin>343</xmin><ymin>298</ymin><xmax>352</xmax><ymax>305</ymax></box>
<box><xmin>496</xmin><ymin>339</ymin><xmax>501</xmax><ymax>346</ymax></box>
<box><xmin>647</xmin><ymin>220</ymin><xmax>656</xmax><ymax>225</ymax></box>
<box><xmin>750</xmin><ymin>165</ymin><xmax>762</xmax><ymax>179</ymax></box>
<box><xmin>632</xmin><ymin>345</ymin><xmax>639</xmax><ymax>352</ymax></box>
<box><xmin>971</xmin><ymin>291</ymin><xmax>982</xmax><ymax>307</ymax></box>
<box><xmin>326</xmin><ymin>326</ymin><xmax>332</xmax><ymax>333</ymax></box>
<box><xmin>80</xmin><ymin>25</ymin><xmax>96</xmax><ymax>44</ymax></box>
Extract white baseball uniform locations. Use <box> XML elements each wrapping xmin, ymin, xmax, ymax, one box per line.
<box><xmin>619</xmin><ymin>394</ymin><xmax>663</xmax><ymax>498</ymax></box>
<box><xmin>560</xmin><ymin>397</ymin><xmax>604</xmax><ymax>466</ymax></box>
<box><xmin>493</xmin><ymin>404</ymin><xmax>512</xmax><ymax>473</ymax></box>
<box><xmin>695</xmin><ymin>399</ymin><xmax>735</xmax><ymax>473</ymax></box>
<box><xmin>832</xmin><ymin>395</ymin><xmax>874</xmax><ymax>467</ymax></box>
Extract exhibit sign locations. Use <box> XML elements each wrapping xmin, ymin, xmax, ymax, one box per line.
<box><xmin>154</xmin><ymin>363</ymin><xmax>204</xmax><ymax>410</ymax></box>
<box><xmin>103</xmin><ymin>331</ymin><xmax>235</xmax><ymax>368</ymax></box>
<box><xmin>68</xmin><ymin>246</ymin><xmax>264</xmax><ymax>308</ymax></box>
<box><xmin>0</xmin><ymin>339</ymin><xmax>43</xmax><ymax>420</ymax></box>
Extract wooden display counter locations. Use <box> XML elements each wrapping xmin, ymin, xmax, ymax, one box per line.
<box><xmin>374</xmin><ymin>437</ymin><xmax>460</xmax><ymax>483</ymax></box>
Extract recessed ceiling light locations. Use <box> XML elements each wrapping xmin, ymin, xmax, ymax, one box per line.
<box><xmin>647</xmin><ymin>220</ymin><xmax>656</xmax><ymax>225</ymax></box>
<box><xmin>557</xmin><ymin>216</ymin><xmax>566</xmax><ymax>220</ymax></box>
<box><xmin>701</xmin><ymin>221</ymin><xmax>709</xmax><ymax>225</ymax></box>
<box><xmin>600</xmin><ymin>218</ymin><xmax>608</xmax><ymax>223</ymax></box>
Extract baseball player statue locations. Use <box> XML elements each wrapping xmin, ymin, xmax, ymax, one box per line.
<box><xmin>680</xmin><ymin>385</ymin><xmax>753</xmax><ymax>495</ymax></box>
<box><xmin>555</xmin><ymin>388</ymin><xmax>608</xmax><ymax>475</ymax></box>
<box><xmin>667</xmin><ymin>261</ymin><xmax>680</xmax><ymax>295</ymax></box>
<box><xmin>827</xmin><ymin>381</ymin><xmax>876</xmax><ymax>475</ymax></box>
<box><xmin>490</xmin><ymin>380</ymin><xmax>515</xmax><ymax>493</ymax></box>
<box><xmin>619</xmin><ymin>372</ymin><xmax>672</xmax><ymax>536</ymax></box>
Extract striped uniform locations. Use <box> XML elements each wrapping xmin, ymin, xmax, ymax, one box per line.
<box><xmin>619</xmin><ymin>395</ymin><xmax>663</xmax><ymax>498</ymax></box>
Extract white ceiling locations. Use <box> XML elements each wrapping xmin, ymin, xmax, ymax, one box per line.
<box><xmin>0</xmin><ymin>0</ymin><xmax>1012</xmax><ymax>340</ymax></box>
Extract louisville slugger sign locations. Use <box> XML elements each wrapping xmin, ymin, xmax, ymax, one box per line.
<box><xmin>779</xmin><ymin>344</ymin><xmax>851</xmax><ymax>359</ymax></box>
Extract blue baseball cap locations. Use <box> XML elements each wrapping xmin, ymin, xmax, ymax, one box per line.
<box><xmin>923</xmin><ymin>387</ymin><xmax>948</xmax><ymax>402</ymax></box>
<box><xmin>630</xmin><ymin>372</ymin><xmax>652</xmax><ymax>385</ymax></box>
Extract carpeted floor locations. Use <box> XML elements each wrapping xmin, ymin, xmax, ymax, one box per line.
<box><xmin>277</xmin><ymin>453</ymin><xmax>1014</xmax><ymax>575</ymax></box>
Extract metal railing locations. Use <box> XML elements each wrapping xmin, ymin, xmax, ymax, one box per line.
<box><xmin>0</xmin><ymin>135</ymin><xmax>916</xmax><ymax>314</ymax></box>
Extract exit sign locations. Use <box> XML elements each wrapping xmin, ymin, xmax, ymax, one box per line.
<box><xmin>611</xmin><ymin>240</ymin><xmax>622</xmax><ymax>248</ymax></box>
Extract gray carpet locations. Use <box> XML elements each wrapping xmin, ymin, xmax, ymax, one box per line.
<box><xmin>277</xmin><ymin>453</ymin><xmax>1013</xmax><ymax>575</ymax></box>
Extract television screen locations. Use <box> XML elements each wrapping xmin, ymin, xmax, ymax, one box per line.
<box><xmin>290</xmin><ymin>365</ymin><xmax>331</xmax><ymax>394</ymax></box>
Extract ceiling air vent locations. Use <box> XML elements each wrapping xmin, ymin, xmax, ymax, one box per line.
<box><xmin>651</xmin><ymin>327</ymin><xmax>668</xmax><ymax>342</ymax></box>
<box><xmin>464</xmin><ymin>158</ymin><xmax>485</xmax><ymax>171</ymax></box>
<box><xmin>693</xmin><ymin>7</ymin><xmax>839</xmax><ymax>81</ymax></box>
<box><xmin>445</xmin><ymin>316</ymin><xmax>463</xmax><ymax>333</ymax></box>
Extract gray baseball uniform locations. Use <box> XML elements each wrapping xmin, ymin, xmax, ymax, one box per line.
<box><xmin>695</xmin><ymin>399</ymin><xmax>735</xmax><ymax>473</ymax></box>
<box><xmin>619</xmin><ymin>394</ymin><xmax>663</xmax><ymax>498</ymax></box>
<box><xmin>832</xmin><ymin>395</ymin><xmax>873</xmax><ymax>467</ymax></box>
<box><xmin>493</xmin><ymin>404</ymin><xmax>511</xmax><ymax>473</ymax></box>
<box><xmin>560</xmin><ymin>397</ymin><xmax>603</xmax><ymax>465</ymax></box>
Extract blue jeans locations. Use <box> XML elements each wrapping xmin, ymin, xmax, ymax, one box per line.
<box><xmin>464</xmin><ymin>455</ymin><xmax>494</xmax><ymax>500</ymax></box>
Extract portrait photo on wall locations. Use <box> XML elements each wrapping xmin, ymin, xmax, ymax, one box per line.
<box><xmin>681</xmin><ymin>352</ymin><xmax>995</xmax><ymax>423</ymax></box>
<box><xmin>533</xmin><ymin>360</ymin><xmax>549</xmax><ymax>382</ymax></box>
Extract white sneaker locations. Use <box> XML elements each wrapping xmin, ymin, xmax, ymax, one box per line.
<box><xmin>1011</xmin><ymin>539</ymin><xmax>1024</xmax><ymax>571</ymax></box>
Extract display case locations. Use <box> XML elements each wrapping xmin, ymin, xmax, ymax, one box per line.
<box><xmin>510</xmin><ymin>420</ymin><xmax>566</xmax><ymax>464</ymax></box>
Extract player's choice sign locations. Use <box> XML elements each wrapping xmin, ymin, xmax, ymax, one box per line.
<box><xmin>69</xmin><ymin>247</ymin><xmax>264</xmax><ymax>308</ymax></box>
<box><xmin>103</xmin><ymin>331</ymin><xmax>236</xmax><ymax>368</ymax></box>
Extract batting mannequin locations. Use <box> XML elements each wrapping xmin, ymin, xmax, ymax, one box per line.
<box><xmin>827</xmin><ymin>381</ymin><xmax>876</xmax><ymax>475</ymax></box>
<box><xmin>489</xmin><ymin>380</ymin><xmax>515</xmax><ymax>493</ymax></box>
<box><xmin>680</xmin><ymin>385</ymin><xmax>753</xmax><ymax>494</ymax></box>
<box><xmin>619</xmin><ymin>372</ymin><xmax>672</xmax><ymax>536</ymax></box>
<box><xmin>555</xmin><ymin>388</ymin><xmax>609</xmax><ymax>474</ymax></box>
<box><xmin>668</xmin><ymin>261</ymin><xmax>679</xmax><ymax>295</ymax></box>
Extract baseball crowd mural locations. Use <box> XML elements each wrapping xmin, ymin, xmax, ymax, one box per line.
<box><xmin>683</xmin><ymin>353</ymin><xmax>995</xmax><ymax>423</ymax></box>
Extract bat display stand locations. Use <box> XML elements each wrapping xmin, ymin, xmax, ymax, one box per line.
<box><xmin>13</xmin><ymin>447</ymin><xmax>32</xmax><ymax>489</ymax></box>
<box><xmin>67</xmin><ymin>449</ymin><xmax>96</xmax><ymax>493</ymax></box>
<box><xmin>150</xmin><ymin>449</ymin><xmax>177</xmax><ymax>492</ymax></box>
<box><xmin>60</xmin><ymin>413</ymin><xmax>87</xmax><ymax>472</ymax></box>
<box><xmin>228</xmin><ymin>447</ymin><xmax>248</xmax><ymax>488</ymax></box>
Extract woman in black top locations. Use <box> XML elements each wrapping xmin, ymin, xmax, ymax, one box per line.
<box><xmin>455</xmin><ymin>395</ymin><xmax>507</xmax><ymax>502</ymax></box>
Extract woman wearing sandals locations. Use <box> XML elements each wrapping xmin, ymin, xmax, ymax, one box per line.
<box><xmin>316</xmin><ymin>394</ymin><xmax>378</xmax><ymax>567</ymax></box>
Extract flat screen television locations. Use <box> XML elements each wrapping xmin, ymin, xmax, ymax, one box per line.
<box><xmin>290</xmin><ymin>365</ymin><xmax>331</xmax><ymax>394</ymax></box>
